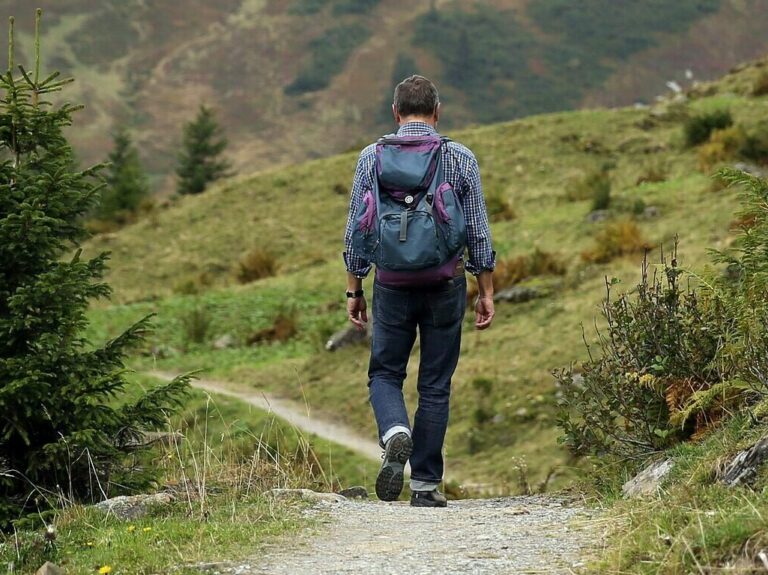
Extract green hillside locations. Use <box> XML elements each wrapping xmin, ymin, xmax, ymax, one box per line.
<box><xmin>6</xmin><ymin>0</ymin><xmax>768</xmax><ymax>188</ymax></box>
<box><xmin>84</xmin><ymin>57</ymin><xmax>768</xmax><ymax>491</ymax></box>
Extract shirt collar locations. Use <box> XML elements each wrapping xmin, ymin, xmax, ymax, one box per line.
<box><xmin>396</xmin><ymin>121</ymin><xmax>438</xmax><ymax>137</ymax></box>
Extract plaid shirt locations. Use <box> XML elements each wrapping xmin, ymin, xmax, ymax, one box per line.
<box><xmin>343</xmin><ymin>121</ymin><xmax>496</xmax><ymax>277</ymax></box>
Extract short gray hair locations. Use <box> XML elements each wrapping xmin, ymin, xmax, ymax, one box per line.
<box><xmin>393</xmin><ymin>75</ymin><xmax>439</xmax><ymax>117</ymax></box>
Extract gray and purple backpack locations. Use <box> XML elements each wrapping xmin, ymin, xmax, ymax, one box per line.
<box><xmin>351</xmin><ymin>134</ymin><xmax>467</xmax><ymax>286</ymax></box>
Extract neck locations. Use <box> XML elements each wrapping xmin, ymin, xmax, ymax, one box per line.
<box><xmin>398</xmin><ymin>115</ymin><xmax>436</xmax><ymax>127</ymax></box>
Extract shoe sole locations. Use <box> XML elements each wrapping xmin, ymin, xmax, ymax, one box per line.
<box><xmin>410</xmin><ymin>497</ymin><xmax>448</xmax><ymax>508</ymax></box>
<box><xmin>375</xmin><ymin>433</ymin><xmax>412</xmax><ymax>502</ymax></box>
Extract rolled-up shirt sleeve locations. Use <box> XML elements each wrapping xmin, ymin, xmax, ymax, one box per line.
<box><xmin>461</xmin><ymin>154</ymin><xmax>496</xmax><ymax>275</ymax></box>
<box><xmin>343</xmin><ymin>147</ymin><xmax>375</xmax><ymax>278</ymax></box>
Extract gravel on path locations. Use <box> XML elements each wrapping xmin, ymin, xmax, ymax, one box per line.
<box><xmin>218</xmin><ymin>495</ymin><xmax>595</xmax><ymax>575</ymax></box>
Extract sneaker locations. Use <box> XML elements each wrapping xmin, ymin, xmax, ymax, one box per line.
<box><xmin>410</xmin><ymin>489</ymin><xmax>448</xmax><ymax>508</ymax></box>
<box><xmin>375</xmin><ymin>432</ymin><xmax>413</xmax><ymax>501</ymax></box>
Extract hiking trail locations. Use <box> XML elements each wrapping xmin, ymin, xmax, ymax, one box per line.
<box><xmin>152</xmin><ymin>372</ymin><xmax>600</xmax><ymax>574</ymax></box>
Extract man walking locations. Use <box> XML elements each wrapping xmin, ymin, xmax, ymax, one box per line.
<box><xmin>343</xmin><ymin>75</ymin><xmax>495</xmax><ymax>507</ymax></box>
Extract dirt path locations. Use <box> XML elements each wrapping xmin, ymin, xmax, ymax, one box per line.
<box><xmin>149</xmin><ymin>371</ymin><xmax>382</xmax><ymax>461</ymax></box>
<box><xmin>217</xmin><ymin>496</ymin><xmax>597</xmax><ymax>575</ymax></box>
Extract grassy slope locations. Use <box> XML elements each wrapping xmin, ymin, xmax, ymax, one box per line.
<box><xmin>7</xmin><ymin>0</ymin><xmax>768</xmax><ymax>183</ymax></box>
<box><xmin>83</xmin><ymin>58</ymin><xmax>768</xmax><ymax>493</ymax></box>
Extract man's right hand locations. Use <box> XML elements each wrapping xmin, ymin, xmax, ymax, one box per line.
<box><xmin>348</xmin><ymin>296</ymin><xmax>368</xmax><ymax>330</ymax></box>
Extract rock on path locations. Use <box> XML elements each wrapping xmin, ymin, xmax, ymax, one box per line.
<box><xmin>224</xmin><ymin>496</ymin><xmax>593</xmax><ymax>575</ymax></box>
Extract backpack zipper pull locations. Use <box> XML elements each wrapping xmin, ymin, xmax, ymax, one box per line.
<box><xmin>399</xmin><ymin>210</ymin><xmax>408</xmax><ymax>242</ymax></box>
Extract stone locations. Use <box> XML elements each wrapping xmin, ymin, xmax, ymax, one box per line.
<box><xmin>338</xmin><ymin>486</ymin><xmax>368</xmax><ymax>499</ymax></box>
<box><xmin>718</xmin><ymin>436</ymin><xmax>768</xmax><ymax>487</ymax></box>
<box><xmin>213</xmin><ymin>334</ymin><xmax>236</xmax><ymax>350</ymax></box>
<box><xmin>325</xmin><ymin>322</ymin><xmax>371</xmax><ymax>352</ymax></box>
<box><xmin>94</xmin><ymin>492</ymin><xmax>175</xmax><ymax>520</ymax></box>
<box><xmin>585</xmin><ymin>209</ymin><xmax>610</xmax><ymax>224</ymax></box>
<box><xmin>494</xmin><ymin>287</ymin><xmax>541</xmax><ymax>304</ymax></box>
<box><xmin>622</xmin><ymin>458</ymin><xmax>674</xmax><ymax>498</ymax></box>
<box><xmin>642</xmin><ymin>206</ymin><xmax>660</xmax><ymax>219</ymax></box>
<box><xmin>733</xmin><ymin>162</ymin><xmax>768</xmax><ymax>179</ymax></box>
<box><xmin>35</xmin><ymin>562</ymin><xmax>63</xmax><ymax>575</ymax></box>
<box><xmin>267</xmin><ymin>488</ymin><xmax>346</xmax><ymax>504</ymax></box>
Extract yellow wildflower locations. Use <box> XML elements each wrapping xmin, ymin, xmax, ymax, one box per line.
<box><xmin>127</xmin><ymin>525</ymin><xmax>135</xmax><ymax>533</ymax></box>
<box><xmin>143</xmin><ymin>527</ymin><xmax>152</xmax><ymax>533</ymax></box>
<box><xmin>98</xmin><ymin>566</ymin><xmax>112</xmax><ymax>574</ymax></box>
<box><xmin>85</xmin><ymin>541</ymin><xmax>94</xmax><ymax>547</ymax></box>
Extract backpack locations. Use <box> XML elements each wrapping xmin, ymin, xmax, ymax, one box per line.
<box><xmin>351</xmin><ymin>134</ymin><xmax>467</xmax><ymax>286</ymax></box>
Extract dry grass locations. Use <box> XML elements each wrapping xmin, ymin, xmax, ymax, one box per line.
<box><xmin>582</xmin><ymin>219</ymin><xmax>653</xmax><ymax>264</ymax></box>
<box><xmin>236</xmin><ymin>247</ymin><xmax>278</xmax><ymax>284</ymax></box>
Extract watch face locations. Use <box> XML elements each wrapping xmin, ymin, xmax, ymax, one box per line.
<box><xmin>405</xmin><ymin>195</ymin><xmax>414</xmax><ymax>205</ymax></box>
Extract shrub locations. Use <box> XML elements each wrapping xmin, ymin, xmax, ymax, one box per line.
<box><xmin>636</xmin><ymin>160</ymin><xmax>668</xmax><ymax>185</ymax></box>
<box><xmin>684</xmin><ymin>109</ymin><xmax>733</xmax><ymax>147</ymax></box>
<box><xmin>740</xmin><ymin>121</ymin><xmax>768</xmax><ymax>165</ymax></box>
<box><xmin>752</xmin><ymin>71</ymin><xmax>768</xmax><ymax>97</ymax></box>
<box><xmin>556</xmin><ymin>251</ymin><xmax>734</xmax><ymax>456</ymax></box>
<box><xmin>557</xmin><ymin>169</ymin><xmax>768</xmax><ymax>458</ymax></box>
<box><xmin>582</xmin><ymin>219</ymin><xmax>652</xmax><ymax>263</ymax></box>
<box><xmin>495</xmin><ymin>248</ymin><xmax>565</xmax><ymax>288</ymax></box>
<box><xmin>485</xmin><ymin>193</ymin><xmax>517</xmax><ymax>222</ymax></box>
<box><xmin>564</xmin><ymin>166</ymin><xmax>611</xmax><ymax>208</ymax></box>
<box><xmin>697</xmin><ymin>126</ymin><xmax>746</xmax><ymax>172</ymax></box>
<box><xmin>181</xmin><ymin>306</ymin><xmax>213</xmax><ymax>347</ymax></box>
<box><xmin>236</xmin><ymin>248</ymin><xmax>278</xmax><ymax>283</ymax></box>
<box><xmin>247</xmin><ymin>308</ymin><xmax>298</xmax><ymax>345</ymax></box>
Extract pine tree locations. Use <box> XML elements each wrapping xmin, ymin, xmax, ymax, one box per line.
<box><xmin>176</xmin><ymin>105</ymin><xmax>232</xmax><ymax>195</ymax></box>
<box><xmin>96</xmin><ymin>127</ymin><xmax>149</xmax><ymax>223</ymax></box>
<box><xmin>0</xmin><ymin>11</ymin><xmax>189</xmax><ymax>525</ymax></box>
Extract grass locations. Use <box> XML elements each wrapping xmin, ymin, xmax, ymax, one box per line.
<box><xmin>0</xmin><ymin>373</ymin><xmax>378</xmax><ymax>573</ymax></box>
<box><xmin>588</xmin><ymin>414</ymin><xmax>768</xmax><ymax>573</ymax></box>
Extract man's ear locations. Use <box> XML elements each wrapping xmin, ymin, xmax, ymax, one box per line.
<box><xmin>392</xmin><ymin>104</ymin><xmax>400</xmax><ymax>124</ymax></box>
<box><xmin>434</xmin><ymin>103</ymin><xmax>441</xmax><ymax>124</ymax></box>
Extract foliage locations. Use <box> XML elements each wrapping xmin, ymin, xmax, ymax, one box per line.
<box><xmin>564</xmin><ymin>166</ymin><xmax>611</xmax><ymax>206</ymax></box>
<box><xmin>752</xmin><ymin>70</ymin><xmax>768</xmax><ymax>97</ymax></box>
<box><xmin>332</xmin><ymin>0</ymin><xmax>380</xmax><ymax>14</ymax></box>
<box><xmin>558</xmin><ymin>170</ymin><xmax>768</xmax><ymax>458</ymax></box>
<box><xmin>415</xmin><ymin>6</ymin><xmax>538</xmax><ymax>122</ymax></box>
<box><xmin>181</xmin><ymin>305</ymin><xmax>213</xmax><ymax>348</ymax></box>
<box><xmin>739</xmin><ymin>119</ymin><xmax>768</xmax><ymax>165</ymax></box>
<box><xmin>684</xmin><ymin>109</ymin><xmax>734</xmax><ymax>147</ymax></box>
<box><xmin>284</xmin><ymin>24</ymin><xmax>369</xmax><ymax>95</ymax></box>
<box><xmin>529</xmin><ymin>0</ymin><xmax>720</xmax><ymax>60</ymax></box>
<box><xmin>492</xmin><ymin>248</ymin><xmax>566</xmax><ymax>291</ymax></box>
<box><xmin>93</xmin><ymin>128</ymin><xmax>149</xmax><ymax>224</ymax></box>
<box><xmin>176</xmin><ymin>105</ymin><xmax>232</xmax><ymax>195</ymax></box>
<box><xmin>236</xmin><ymin>247</ymin><xmax>278</xmax><ymax>284</ymax></box>
<box><xmin>582</xmin><ymin>219</ymin><xmax>651</xmax><ymax>263</ymax></box>
<box><xmin>484</xmin><ymin>193</ymin><xmax>516</xmax><ymax>222</ymax></box>
<box><xmin>697</xmin><ymin>125</ymin><xmax>747</xmax><ymax>172</ymax></box>
<box><xmin>0</xmin><ymin>12</ymin><xmax>188</xmax><ymax>527</ymax></box>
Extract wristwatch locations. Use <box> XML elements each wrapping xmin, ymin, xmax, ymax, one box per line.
<box><xmin>346</xmin><ymin>289</ymin><xmax>364</xmax><ymax>299</ymax></box>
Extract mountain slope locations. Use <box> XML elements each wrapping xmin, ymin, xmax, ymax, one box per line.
<box><xmin>6</xmin><ymin>0</ymin><xmax>768</xmax><ymax>190</ymax></box>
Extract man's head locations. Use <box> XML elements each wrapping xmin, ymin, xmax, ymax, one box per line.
<box><xmin>392</xmin><ymin>75</ymin><xmax>440</xmax><ymax>126</ymax></box>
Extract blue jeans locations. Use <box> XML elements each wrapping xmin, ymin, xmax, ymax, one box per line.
<box><xmin>368</xmin><ymin>276</ymin><xmax>467</xmax><ymax>489</ymax></box>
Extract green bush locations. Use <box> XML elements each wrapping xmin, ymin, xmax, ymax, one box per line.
<box><xmin>684</xmin><ymin>109</ymin><xmax>734</xmax><ymax>147</ymax></box>
<box><xmin>564</xmin><ymin>167</ymin><xmax>611</xmax><ymax>207</ymax></box>
<box><xmin>558</xmin><ymin>170</ymin><xmax>768</xmax><ymax>458</ymax></box>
